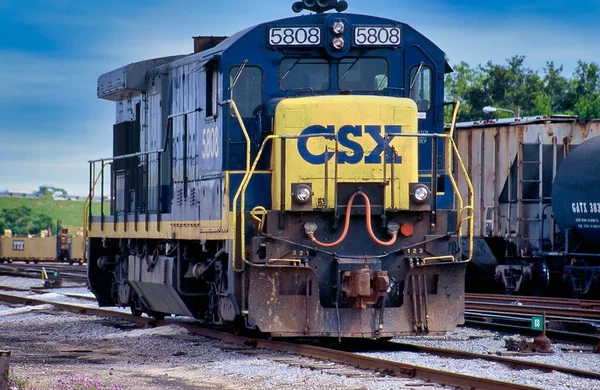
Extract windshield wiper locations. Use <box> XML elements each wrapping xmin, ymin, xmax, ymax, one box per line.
<box><xmin>281</xmin><ymin>58</ymin><xmax>302</xmax><ymax>80</ymax></box>
<box><xmin>410</xmin><ymin>62</ymin><xmax>424</xmax><ymax>90</ymax></box>
<box><xmin>340</xmin><ymin>51</ymin><xmax>366</xmax><ymax>80</ymax></box>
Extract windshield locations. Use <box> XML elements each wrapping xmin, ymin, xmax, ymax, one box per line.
<box><xmin>338</xmin><ymin>58</ymin><xmax>389</xmax><ymax>91</ymax></box>
<box><xmin>279</xmin><ymin>58</ymin><xmax>330</xmax><ymax>91</ymax></box>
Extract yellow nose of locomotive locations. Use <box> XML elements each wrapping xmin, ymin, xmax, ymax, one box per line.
<box><xmin>272</xmin><ymin>95</ymin><xmax>419</xmax><ymax>211</ymax></box>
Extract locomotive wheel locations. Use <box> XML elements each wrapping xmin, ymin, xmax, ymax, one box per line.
<box><xmin>232</xmin><ymin>315</ymin><xmax>247</xmax><ymax>336</ymax></box>
<box><xmin>130</xmin><ymin>306</ymin><xmax>143</xmax><ymax>317</ymax></box>
<box><xmin>149</xmin><ymin>310</ymin><xmax>165</xmax><ymax>321</ymax></box>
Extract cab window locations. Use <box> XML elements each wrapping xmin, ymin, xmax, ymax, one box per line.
<box><xmin>229</xmin><ymin>66</ymin><xmax>263</xmax><ymax>117</ymax></box>
<box><xmin>279</xmin><ymin>58</ymin><xmax>330</xmax><ymax>92</ymax></box>
<box><xmin>409</xmin><ymin>65</ymin><xmax>432</xmax><ymax>112</ymax></box>
<box><xmin>338</xmin><ymin>58</ymin><xmax>388</xmax><ymax>91</ymax></box>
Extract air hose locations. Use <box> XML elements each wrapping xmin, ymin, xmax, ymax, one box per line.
<box><xmin>306</xmin><ymin>191</ymin><xmax>398</xmax><ymax>247</ymax></box>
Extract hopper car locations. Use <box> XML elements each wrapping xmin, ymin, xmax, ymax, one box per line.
<box><xmin>455</xmin><ymin>116</ymin><xmax>600</xmax><ymax>297</ymax></box>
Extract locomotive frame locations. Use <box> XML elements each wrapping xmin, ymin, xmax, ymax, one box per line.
<box><xmin>86</xmin><ymin>0</ymin><xmax>474</xmax><ymax>338</ymax></box>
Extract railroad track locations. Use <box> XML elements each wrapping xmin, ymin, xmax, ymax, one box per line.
<box><xmin>465</xmin><ymin>293</ymin><xmax>600</xmax><ymax>344</ymax></box>
<box><xmin>0</xmin><ymin>263</ymin><xmax>87</xmax><ymax>282</ymax></box>
<box><xmin>1</xmin><ymin>291</ymin><xmax>598</xmax><ymax>390</ymax></box>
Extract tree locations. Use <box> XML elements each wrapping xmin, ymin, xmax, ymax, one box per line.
<box><xmin>0</xmin><ymin>206</ymin><xmax>53</xmax><ymax>236</ymax></box>
<box><xmin>445</xmin><ymin>57</ymin><xmax>600</xmax><ymax>121</ymax></box>
<box><xmin>445</xmin><ymin>61</ymin><xmax>485</xmax><ymax>122</ymax></box>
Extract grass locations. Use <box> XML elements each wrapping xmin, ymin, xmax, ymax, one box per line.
<box><xmin>8</xmin><ymin>373</ymin><xmax>123</xmax><ymax>390</ymax></box>
<box><xmin>0</xmin><ymin>195</ymin><xmax>106</xmax><ymax>230</ymax></box>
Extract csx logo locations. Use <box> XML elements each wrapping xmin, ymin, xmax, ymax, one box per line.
<box><xmin>297</xmin><ymin>125</ymin><xmax>402</xmax><ymax>164</ymax></box>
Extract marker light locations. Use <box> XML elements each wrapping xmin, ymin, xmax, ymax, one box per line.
<box><xmin>293</xmin><ymin>184</ymin><xmax>312</xmax><ymax>204</ymax></box>
<box><xmin>332</xmin><ymin>36</ymin><xmax>345</xmax><ymax>50</ymax></box>
<box><xmin>332</xmin><ymin>20</ymin><xmax>345</xmax><ymax>34</ymax></box>
<box><xmin>400</xmin><ymin>222</ymin><xmax>414</xmax><ymax>237</ymax></box>
<box><xmin>411</xmin><ymin>184</ymin><xmax>430</xmax><ymax>203</ymax></box>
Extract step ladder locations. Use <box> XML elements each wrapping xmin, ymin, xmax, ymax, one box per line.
<box><xmin>516</xmin><ymin>137</ymin><xmax>544</xmax><ymax>251</ymax></box>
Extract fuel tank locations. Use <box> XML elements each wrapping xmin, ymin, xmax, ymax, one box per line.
<box><xmin>552</xmin><ymin>136</ymin><xmax>600</xmax><ymax>247</ymax></box>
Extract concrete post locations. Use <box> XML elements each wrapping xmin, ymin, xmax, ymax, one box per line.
<box><xmin>0</xmin><ymin>351</ymin><xmax>10</xmax><ymax>390</ymax></box>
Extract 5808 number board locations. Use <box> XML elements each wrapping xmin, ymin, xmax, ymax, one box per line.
<box><xmin>269</xmin><ymin>25</ymin><xmax>400</xmax><ymax>46</ymax></box>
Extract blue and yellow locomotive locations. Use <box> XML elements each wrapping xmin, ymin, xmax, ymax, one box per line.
<box><xmin>87</xmin><ymin>0</ymin><xmax>473</xmax><ymax>338</ymax></box>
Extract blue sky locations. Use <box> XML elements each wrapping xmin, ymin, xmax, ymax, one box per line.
<box><xmin>1</xmin><ymin>0</ymin><xmax>599</xmax><ymax>195</ymax></box>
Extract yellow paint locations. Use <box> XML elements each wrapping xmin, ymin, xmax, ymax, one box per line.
<box><xmin>272</xmin><ymin>96</ymin><xmax>419</xmax><ymax>211</ymax></box>
<box><xmin>88</xmin><ymin>171</ymin><xmax>237</xmax><ymax>241</ymax></box>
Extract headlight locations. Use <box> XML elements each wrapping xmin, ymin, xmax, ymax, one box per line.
<box><xmin>293</xmin><ymin>184</ymin><xmax>312</xmax><ymax>204</ymax></box>
<box><xmin>332</xmin><ymin>20</ymin><xmax>345</xmax><ymax>34</ymax></box>
<box><xmin>332</xmin><ymin>37</ymin><xmax>345</xmax><ymax>50</ymax></box>
<box><xmin>411</xmin><ymin>184</ymin><xmax>430</xmax><ymax>203</ymax></box>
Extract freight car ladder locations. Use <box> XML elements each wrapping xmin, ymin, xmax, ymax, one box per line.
<box><xmin>516</xmin><ymin>138</ymin><xmax>544</xmax><ymax>253</ymax></box>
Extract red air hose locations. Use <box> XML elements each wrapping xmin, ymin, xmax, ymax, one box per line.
<box><xmin>307</xmin><ymin>192</ymin><xmax>398</xmax><ymax>247</ymax></box>
<box><xmin>307</xmin><ymin>192</ymin><xmax>358</xmax><ymax>248</ymax></box>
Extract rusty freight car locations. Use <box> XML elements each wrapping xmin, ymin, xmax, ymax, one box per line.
<box><xmin>454</xmin><ymin>115</ymin><xmax>600</xmax><ymax>296</ymax></box>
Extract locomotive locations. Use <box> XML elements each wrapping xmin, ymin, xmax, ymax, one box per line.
<box><xmin>454</xmin><ymin>116</ymin><xmax>600</xmax><ymax>297</ymax></box>
<box><xmin>87</xmin><ymin>0</ymin><xmax>473</xmax><ymax>338</ymax></box>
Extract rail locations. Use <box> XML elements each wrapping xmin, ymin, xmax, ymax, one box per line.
<box><xmin>0</xmin><ymin>291</ymin><xmax>547</xmax><ymax>390</ymax></box>
<box><xmin>227</xmin><ymin>100</ymin><xmax>474</xmax><ymax>272</ymax></box>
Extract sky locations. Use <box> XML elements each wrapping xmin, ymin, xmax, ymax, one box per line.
<box><xmin>1</xmin><ymin>0</ymin><xmax>599</xmax><ymax>196</ymax></box>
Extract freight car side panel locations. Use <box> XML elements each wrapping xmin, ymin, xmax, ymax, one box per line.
<box><xmin>0</xmin><ymin>236</ymin><xmax>55</xmax><ymax>261</ymax></box>
<box><xmin>553</xmin><ymin>135</ymin><xmax>600</xmax><ymax>246</ymax></box>
<box><xmin>456</xmin><ymin>119</ymin><xmax>600</xmax><ymax>253</ymax></box>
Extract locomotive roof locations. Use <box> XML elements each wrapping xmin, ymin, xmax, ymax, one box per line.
<box><xmin>100</xmin><ymin>11</ymin><xmax>452</xmax><ymax>97</ymax></box>
<box><xmin>147</xmin><ymin>12</ymin><xmax>448</xmax><ymax>74</ymax></box>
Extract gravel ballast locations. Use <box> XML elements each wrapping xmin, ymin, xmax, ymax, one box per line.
<box><xmin>0</xmin><ymin>276</ymin><xmax>443</xmax><ymax>390</ymax></box>
<box><xmin>2</xmin><ymin>275</ymin><xmax>599</xmax><ymax>389</ymax></box>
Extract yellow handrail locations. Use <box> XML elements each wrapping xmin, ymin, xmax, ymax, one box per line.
<box><xmin>228</xmin><ymin>99</ymin><xmax>473</xmax><ymax>269</ymax></box>
<box><xmin>447</xmin><ymin>134</ymin><xmax>474</xmax><ymax>261</ymax></box>
<box><xmin>250</xmin><ymin>206</ymin><xmax>268</xmax><ymax>232</ymax></box>
<box><xmin>447</xmin><ymin>101</ymin><xmax>460</xmax><ymax>169</ymax></box>
<box><xmin>227</xmin><ymin>99</ymin><xmax>257</xmax><ymax>272</ymax></box>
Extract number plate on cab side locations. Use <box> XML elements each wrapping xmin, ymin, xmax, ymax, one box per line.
<box><xmin>268</xmin><ymin>27</ymin><xmax>321</xmax><ymax>46</ymax></box>
<box><xmin>354</xmin><ymin>26</ymin><xmax>401</xmax><ymax>46</ymax></box>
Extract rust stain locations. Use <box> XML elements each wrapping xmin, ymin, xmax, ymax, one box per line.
<box><xmin>341</xmin><ymin>267</ymin><xmax>389</xmax><ymax>309</ymax></box>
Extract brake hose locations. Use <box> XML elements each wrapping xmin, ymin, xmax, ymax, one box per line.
<box><xmin>307</xmin><ymin>191</ymin><xmax>398</xmax><ymax>247</ymax></box>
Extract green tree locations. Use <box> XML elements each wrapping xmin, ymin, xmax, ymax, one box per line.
<box><xmin>445</xmin><ymin>61</ymin><xmax>484</xmax><ymax>122</ymax></box>
<box><xmin>445</xmin><ymin>57</ymin><xmax>600</xmax><ymax>121</ymax></box>
<box><xmin>568</xmin><ymin>61</ymin><xmax>600</xmax><ymax>119</ymax></box>
<box><xmin>542</xmin><ymin>62</ymin><xmax>570</xmax><ymax>113</ymax></box>
<box><xmin>0</xmin><ymin>206</ymin><xmax>53</xmax><ymax>235</ymax></box>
